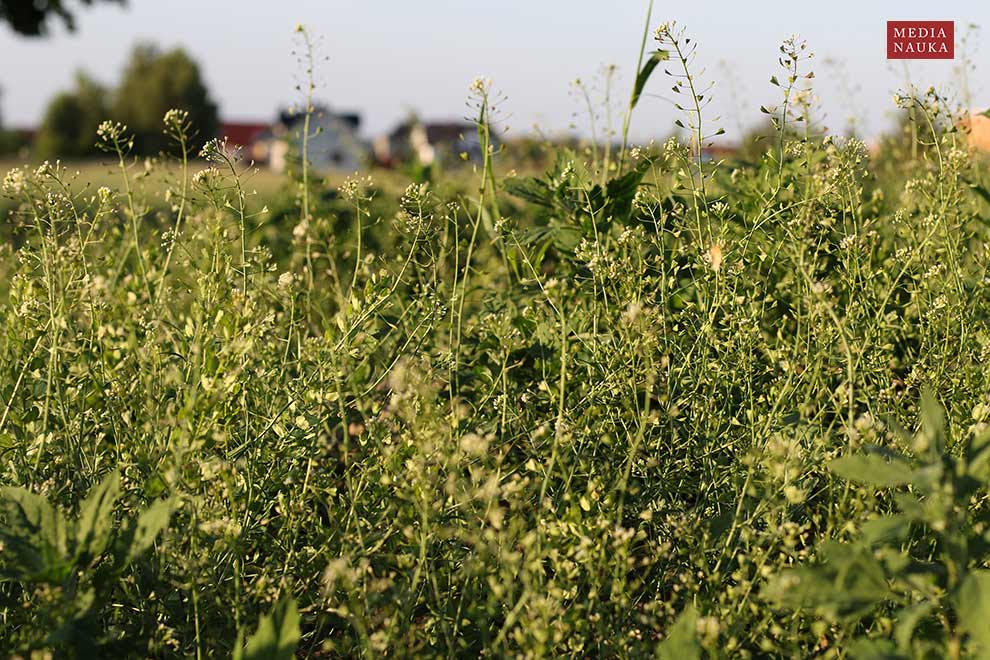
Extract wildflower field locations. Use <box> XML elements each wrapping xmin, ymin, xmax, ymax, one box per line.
<box><xmin>4</xmin><ymin>19</ymin><xmax>990</xmax><ymax>659</ymax></box>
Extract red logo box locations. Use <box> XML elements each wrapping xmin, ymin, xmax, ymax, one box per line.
<box><xmin>887</xmin><ymin>21</ymin><xmax>954</xmax><ymax>59</ymax></box>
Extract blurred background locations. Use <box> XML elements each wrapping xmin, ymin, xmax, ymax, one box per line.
<box><xmin>0</xmin><ymin>0</ymin><xmax>985</xmax><ymax>170</ymax></box>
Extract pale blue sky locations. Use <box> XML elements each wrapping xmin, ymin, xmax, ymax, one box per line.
<box><xmin>0</xmin><ymin>1</ymin><xmax>985</xmax><ymax>144</ymax></box>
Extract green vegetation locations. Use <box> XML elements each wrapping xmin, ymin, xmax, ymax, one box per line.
<box><xmin>3</xmin><ymin>19</ymin><xmax>990</xmax><ymax>659</ymax></box>
<box><xmin>35</xmin><ymin>73</ymin><xmax>110</xmax><ymax>160</ymax></box>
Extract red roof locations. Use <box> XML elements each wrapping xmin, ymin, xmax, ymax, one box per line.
<box><xmin>220</xmin><ymin>122</ymin><xmax>270</xmax><ymax>148</ymax></box>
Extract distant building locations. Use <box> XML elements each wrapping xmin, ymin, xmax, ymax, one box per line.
<box><xmin>961</xmin><ymin>112</ymin><xmax>990</xmax><ymax>152</ymax></box>
<box><xmin>374</xmin><ymin>119</ymin><xmax>485</xmax><ymax>167</ymax></box>
<box><xmin>700</xmin><ymin>144</ymin><xmax>740</xmax><ymax>162</ymax></box>
<box><xmin>267</xmin><ymin>106</ymin><xmax>366</xmax><ymax>173</ymax></box>
<box><xmin>219</xmin><ymin>122</ymin><xmax>272</xmax><ymax>164</ymax></box>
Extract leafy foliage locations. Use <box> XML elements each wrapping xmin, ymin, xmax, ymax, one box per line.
<box><xmin>35</xmin><ymin>73</ymin><xmax>109</xmax><ymax>159</ymax></box>
<box><xmin>113</xmin><ymin>43</ymin><xmax>219</xmax><ymax>154</ymax></box>
<box><xmin>0</xmin><ymin>470</ymin><xmax>172</xmax><ymax>655</ymax></box>
<box><xmin>234</xmin><ymin>598</ymin><xmax>301</xmax><ymax>660</ymax></box>
<box><xmin>2</xmin><ymin>19</ymin><xmax>990</xmax><ymax>659</ymax></box>
<box><xmin>766</xmin><ymin>391</ymin><xmax>990</xmax><ymax>656</ymax></box>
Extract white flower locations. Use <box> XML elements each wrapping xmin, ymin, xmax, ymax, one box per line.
<box><xmin>470</xmin><ymin>77</ymin><xmax>491</xmax><ymax>95</ymax></box>
<box><xmin>163</xmin><ymin>108</ymin><xmax>188</xmax><ymax>128</ymax></box>
<box><xmin>654</xmin><ymin>21</ymin><xmax>675</xmax><ymax>41</ymax></box>
<box><xmin>97</xmin><ymin>120</ymin><xmax>126</xmax><ymax>143</ymax></box>
<box><xmin>2</xmin><ymin>168</ymin><xmax>26</xmax><ymax>195</ymax></box>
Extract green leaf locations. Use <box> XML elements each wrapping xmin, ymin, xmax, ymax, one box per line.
<box><xmin>957</xmin><ymin>570</ymin><xmax>990</xmax><ymax>657</ymax></box>
<box><xmin>656</xmin><ymin>605</ymin><xmax>700</xmax><ymax>659</ymax></box>
<box><xmin>767</xmin><ymin>542</ymin><xmax>891</xmax><ymax>617</ymax></box>
<box><xmin>234</xmin><ymin>597</ymin><xmax>300</xmax><ymax>660</ymax></box>
<box><xmin>603</xmin><ymin>160</ymin><xmax>649</xmax><ymax>223</ymax></box>
<box><xmin>919</xmin><ymin>387</ymin><xmax>947</xmax><ymax>457</ymax></box>
<box><xmin>966</xmin><ymin>430</ymin><xmax>990</xmax><ymax>477</ymax></box>
<box><xmin>126</xmin><ymin>499</ymin><xmax>171</xmax><ymax>563</ymax></box>
<box><xmin>0</xmin><ymin>486</ymin><xmax>70</xmax><ymax>582</ymax></box>
<box><xmin>969</xmin><ymin>182</ymin><xmax>990</xmax><ymax>207</ymax></box>
<box><xmin>630</xmin><ymin>50</ymin><xmax>669</xmax><ymax>110</ymax></box>
<box><xmin>830</xmin><ymin>454</ymin><xmax>916</xmax><ymax>487</ymax></box>
<box><xmin>894</xmin><ymin>601</ymin><xmax>933</xmax><ymax>653</ymax></box>
<box><xmin>503</xmin><ymin>177</ymin><xmax>553</xmax><ymax>208</ymax></box>
<box><xmin>860</xmin><ymin>515</ymin><xmax>911</xmax><ymax>546</ymax></box>
<box><xmin>111</xmin><ymin>497</ymin><xmax>171</xmax><ymax>570</ymax></box>
<box><xmin>845</xmin><ymin>637</ymin><xmax>904</xmax><ymax>659</ymax></box>
<box><xmin>74</xmin><ymin>469</ymin><xmax>121</xmax><ymax>565</ymax></box>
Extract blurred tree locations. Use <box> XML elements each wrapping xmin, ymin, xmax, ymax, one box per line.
<box><xmin>113</xmin><ymin>44</ymin><xmax>218</xmax><ymax>155</ymax></box>
<box><xmin>35</xmin><ymin>73</ymin><xmax>109</xmax><ymax>158</ymax></box>
<box><xmin>0</xmin><ymin>0</ymin><xmax>124</xmax><ymax>37</ymax></box>
<box><xmin>0</xmin><ymin>86</ymin><xmax>26</xmax><ymax>156</ymax></box>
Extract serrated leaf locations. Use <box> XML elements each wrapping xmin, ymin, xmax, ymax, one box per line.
<box><xmin>0</xmin><ymin>486</ymin><xmax>70</xmax><ymax>582</ymax></box>
<box><xmin>503</xmin><ymin>177</ymin><xmax>553</xmax><ymax>207</ymax></box>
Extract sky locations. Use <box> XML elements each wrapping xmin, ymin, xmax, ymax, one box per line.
<box><xmin>0</xmin><ymin>0</ymin><xmax>987</xmax><ymax>145</ymax></box>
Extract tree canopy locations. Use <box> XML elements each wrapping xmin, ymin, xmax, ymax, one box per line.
<box><xmin>34</xmin><ymin>44</ymin><xmax>219</xmax><ymax>158</ymax></box>
<box><xmin>113</xmin><ymin>44</ymin><xmax>219</xmax><ymax>155</ymax></box>
<box><xmin>35</xmin><ymin>73</ymin><xmax>109</xmax><ymax>158</ymax></box>
<box><xmin>0</xmin><ymin>0</ymin><xmax>124</xmax><ymax>37</ymax></box>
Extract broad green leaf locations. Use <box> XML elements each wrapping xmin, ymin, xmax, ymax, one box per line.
<box><xmin>762</xmin><ymin>567</ymin><xmax>830</xmax><ymax>609</ymax></box>
<box><xmin>966</xmin><ymin>430</ymin><xmax>990</xmax><ymax>477</ymax></box>
<box><xmin>920</xmin><ymin>387</ymin><xmax>947</xmax><ymax>457</ymax></box>
<box><xmin>111</xmin><ymin>497</ymin><xmax>172</xmax><ymax>570</ymax></box>
<box><xmin>845</xmin><ymin>637</ymin><xmax>905</xmax><ymax>659</ymax></box>
<box><xmin>234</xmin><ymin>597</ymin><xmax>300</xmax><ymax>660</ymax></box>
<box><xmin>894</xmin><ymin>601</ymin><xmax>933</xmax><ymax>653</ymax></box>
<box><xmin>74</xmin><ymin>469</ymin><xmax>121</xmax><ymax>565</ymax></box>
<box><xmin>503</xmin><ymin>177</ymin><xmax>553</xmax><ymax>207</ymax></box>
<box><xmin>768</xmin><ymin>543</ymin><xmax>891</xmax><ymax>618</ymax></box>
<box><xmin>957</xmin><ymin>570</ymin><xmax>990</xmax><ymax>657</ymax></box>
<box><xmin>860</xmin><ymin>515</ymin><xmax>911</xmax><ymax>546</ymax></box>
<box><xmin>126</xmin><ymin>499</ymin><xmax>171</xmax><ymax>563</ymax></box>
<box><xmin>0</xmin><ymin>486</ymin><xmax>70</xmax><ymax>582</ymax></box>
<box><xmin>603</xmin><ymin>160</ymin><xmax>649</xmax><ymax>223</ymax></box>
<box><xmin>656</xmin><ymin>605</ymin><xmax>700</xmax><ymax>659</ymax></box>
<box><xmin>830</xmin><ymin>454</ymin><xmax>916</xmax><ymax>487</ymax></box>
